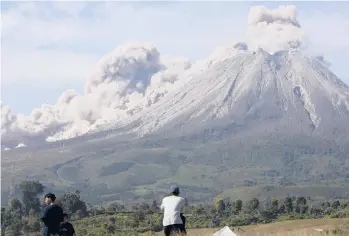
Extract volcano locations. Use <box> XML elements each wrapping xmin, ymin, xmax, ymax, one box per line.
<box><xmin>102</xmin><ymin>46</ymin><xmax>349</xmax><ymax>143</ymax></box>
<box><xmin>2</xmin><ymin>5</ymin><xmax>349</xmax><ymax>205</ymax></box>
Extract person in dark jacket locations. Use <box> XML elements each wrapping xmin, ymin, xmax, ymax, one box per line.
<box><xmin>41</xmin><ymin>193</ymin><xmax>63</xmax><ymax>236</ymax></box>
<box><xmin>59</xmin><ymin>213</ymin><xmax>75</xmax><ymax>236</ymax></box>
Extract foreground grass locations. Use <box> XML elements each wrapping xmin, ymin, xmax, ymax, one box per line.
<box><xmin>151</xmin><ymin>219</ymin><xmax>349</xmax><ymax>236</ymax></box>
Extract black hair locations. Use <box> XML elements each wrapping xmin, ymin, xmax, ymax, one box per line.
<box><xmin>169</xmin><ymin>185</ymin><xmax>180</xmax><ymax>196</ymax></box>
<box><xmin>44</xmin><ymin>193</ymin><xmax>56</xmax><ymax>202</ymax></box>
<box><xmin>63</xmin><ymin>213</ymin><xmax>68</xmax><ymax>218</ymax></box>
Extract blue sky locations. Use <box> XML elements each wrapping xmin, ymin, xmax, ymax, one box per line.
<box><xmin>1</xmin><ymin>1</ymin><xmax>349</xmax><ymax>115</ymax></box>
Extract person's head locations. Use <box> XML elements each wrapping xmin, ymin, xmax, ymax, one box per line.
<box><xmin>44</xmin><ymin>193</ymin><xmax>56</xmax><ymax>205</ymax></box>
<box><xmin>63</xmin><ymin>213</ymin><xmax>69</xmax><ymax>222</ymax></box>
<box><xmin>169</xmin><ymin>185</ymin><xmax>180</xmax><ymax>196</ymax></box>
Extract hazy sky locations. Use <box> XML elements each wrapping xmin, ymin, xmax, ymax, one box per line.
<box><xmin>2</xmin><ymin>1</ymin><xmax>349</xmax><ymax>115</ymax></box>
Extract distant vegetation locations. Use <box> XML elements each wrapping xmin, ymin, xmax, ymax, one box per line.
<box><xmin>2</xmin><ymin>180</ymin><xmax>349</xmax><ymax>236</ymax></box>
<box><xmin>3</xmin><ymin>132</ymin><xmax>349</xmax><ymax>206</ymax></box>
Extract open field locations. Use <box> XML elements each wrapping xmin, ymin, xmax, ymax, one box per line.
<box><xmin>153</xmin><ymin>219</ymin><xmax>349</xmax><ymax>236</ymax></box>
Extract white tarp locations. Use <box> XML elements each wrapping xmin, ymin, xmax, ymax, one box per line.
<box><xmin>213</xmin><ymin>226</ymin><xmax>237</xmax><ymax>236</ymax></box>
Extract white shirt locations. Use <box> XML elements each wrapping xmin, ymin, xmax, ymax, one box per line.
<box><xmin>160</xmin><ymin>195</ymin><xmax>185</xmax><ymax>226</ymax></box>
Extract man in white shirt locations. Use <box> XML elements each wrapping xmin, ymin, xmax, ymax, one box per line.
<box><xmin>160</xmin><ymin>185</ymin><xmax>187</xmax><ymax>235</ymax></box>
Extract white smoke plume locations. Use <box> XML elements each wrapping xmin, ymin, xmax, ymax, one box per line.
<box><xmin>1</xmin><ymin>42</ymin><xmax>191</xmax><ymax>146</ymax></box>
<box><xmin>246</xmin><ymin>5</ymin><xmax>307</xmax><ymax>53</ymax></box>
<box><xmin>1</xmin><ymin>5</ymin><xmax>323</xmax><ymax>147</ymax></box>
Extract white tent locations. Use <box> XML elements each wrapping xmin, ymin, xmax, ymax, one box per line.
<box><xmin>213</xmin><ymin>226</ymin><xmax>237</xmax><ymax>236</ymax></box>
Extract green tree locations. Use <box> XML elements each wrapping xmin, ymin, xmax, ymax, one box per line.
<box><xmin>211</xmin><ymin>215</ymin><xmax>221</xmax><ymax>228</ymax></box>
<box><xmin>215</xmin><ymin>198</ymin><xmax>226</xmax><ymax>215</ymax></box>
<box><xmin>331</xmin><ymin>200</ymin><xmax>340</xmax><ymax>209</ymax></box>
<box><xmin>271</xmin><ymin>199</ymin><xmax>279</xmax><ymax>213</ymax></box>
<box><xmin>1</xmin><ymin>208</ymin><xmax>14</xmax><ymax>234</ymax></box>
<box><xmin>151</xmin><ymin>200</ymin><xmax>159</xmax><ymax>212</ymax></box>
<box><xmin>310</xmin><ymin>206</ymin><xmax>322</xmax><ymax>217</ymax></box>
<box><xmin>56</xmin><ymin>190</ymin><xmax>88</xmax><ymax>217</ymax></box>
<box><xmin>29</xmin><ymin>208</ymin><xmax>38</xmax><ymax>217</ymax></box>
<box><xmin>264</xmin><ymin>196</ymin><xmax>271</xmax><ymax>209</ymax></box>
<box><xmin>2</xmin><ymin>207</ymin><xmax>25</xmax><ymax>236</ymax></box>
<box><xmin>19</xmin><ymin>180</ymin><xmax>45</xmax><ymax>215</ymax></box>
<box><xmin>106</xmin><ymin>202</ymin><xmax>118</xmax><ymax>212</ymax></box>
<box><xmin>322</xmin><ymin>201</ymin><xmax>330</xmax><ymax>208</ymax></box>
<box><xmin>341</xmin><ymin>201</ymin><xmax>348</xmax><ymax>209</ymax></box>
<box><xmin>233</xmin><ymin>200</ymin><xmax>243</xmax><ymax>214</ymax></box>
<box><xmin>260</xmin><ymin>209</ymin><xmax>277</xmax><ymax>223</ymax></box>
<box><xmin>296</xmin><ymin>196</ymin><xmax>306</xmax><ymax>206</ymax></box>
<box><xmin>295</xmin><ymin>196</ymin><xmax>307</xmax><ymax>214</ymax></box>
<box><xmin>284</xmin><ymin>197</ymin><xmax>293</xmax><ymax>213</ymax></box>
<box><xmin>7</xmin><ymin>220</ymin><xmax>24</xmax><ymax>236</ymax></box>
<box><xmin>278</xmin><ymin>204</ymin><xmax>285</xmax><ymax>214</ymax></box>
<box><xmin>248</xmin><ymin>198</ymin><xmax>260</xmax><ymax>212</ymax></box>
<box><xmin>224</xmin><ymin>200</ymin><xmax>233</xmax><ymax>216</ymax></box>
<box><xmin>9</xmin><ymin>198</ymin><xmax>23</xmax><ymax>215</ymax></box>
<box><xmin>139</xmin><ymin>202</ymin><xmax>150</xmax><ymax>212</ymax></box>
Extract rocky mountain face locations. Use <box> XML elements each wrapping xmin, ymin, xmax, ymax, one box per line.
<box><xmin>103</xmin><ymin>47</ymin><xmax>349</xmax><ymax>143</ymax></box>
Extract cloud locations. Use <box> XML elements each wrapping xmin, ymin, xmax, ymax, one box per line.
<box><xmin>1</xmin><ymin>2</ymin><xmax>246</xmax><ymax>87</ymax></box>
<box><xmin>298</xmin><ymin>7</ymin><xmax>349</xmax><ymax>81</ymax></box>
<box><xmin>300</xmin><ymin>9</ymin><xmax>349</xmax><ymax>54</ymax></box>
<box><xmin>1</xmin><ymin>47</ymin><xmax>99</xmax><ymax>86</ymax></box>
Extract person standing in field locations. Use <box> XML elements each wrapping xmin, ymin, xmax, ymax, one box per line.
<box><xmin>160</xmin><ymin>185</ymin><xmax>187</xmax><ymax>236</ymax></box>
<box><xmin>59</xmin><ymin>213</ymin><xmax>75</xmax><ymax>236</ymax></box>
<box><xmin>41</xmin><ymin>193</ymin><xmax>64</xmax><ymax>236</ymax></box>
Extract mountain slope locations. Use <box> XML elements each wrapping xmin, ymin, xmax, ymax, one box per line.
<box><xmin>112</xmin><ymin>47</ymin><xmax>349</xmax><ymax>140</ymax></box>
<box><xmin>2</xmin><ymin>129</ymin><xmax>349</xmax><ymax>205</ymax></box>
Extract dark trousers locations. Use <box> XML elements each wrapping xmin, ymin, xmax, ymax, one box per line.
<box><xmin>43</xmin><ymin>230</ymin><xmax>59</xmax><ymax>236</ymax></box>
<box><xmin>164</xmin><ymin>224</ymin><xmax>186</xmax><ymax>236</ymax></box>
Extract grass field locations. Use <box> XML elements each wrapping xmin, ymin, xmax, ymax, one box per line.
<box><xmin>152</xmin><ymin>219</ymin><xmax>349</xmax><ymax>236</ymax></box>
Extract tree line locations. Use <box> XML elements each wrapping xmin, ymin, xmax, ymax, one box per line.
<box><xmin>1</xmin><ymin>180</ymin><xmax>88</xmax><ymax>236</ymax></box>
<box><xmin>70</xmin><ymin>195</ymin><xmax>349</xmax><ymax>235</ymax></box>
<box><xmin>2</xmin><ymin>180</ymin><xmax>349</xmax><ymax>236</ymax></box>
